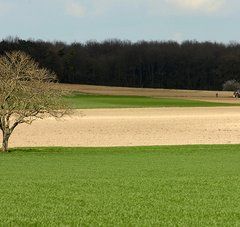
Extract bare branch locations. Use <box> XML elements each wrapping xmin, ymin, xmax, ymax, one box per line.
<box><xmin>0</xmin><ymin>51</ymin><xmax>69</xmax><ymax>152</ymax></box>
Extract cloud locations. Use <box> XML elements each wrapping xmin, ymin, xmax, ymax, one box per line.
<box><xmin>0</xmin><ymin>1</ymin><xmax>13</xmax><ymax>14</ymax></box>
<box><xmin>62</xmin><ymin>0</ymin><xmax>230</xmax><ymax>18</ymax></box>
<box><xmin>65</xmin><ymin>1</ymin><xmax>86</xmax><ymax>17</ymax></box>
<box><xmin>165</xmin><ymin>0</ymin><xmax>226</xmax><ymax>13</ymax></box>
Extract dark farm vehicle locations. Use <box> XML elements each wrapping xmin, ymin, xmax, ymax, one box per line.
<box><xmin>233</xmin><ymin>89</ymin><xmax>240</xmax><ymax>98</ymax></box>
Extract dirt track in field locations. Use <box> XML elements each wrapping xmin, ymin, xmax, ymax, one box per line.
<box><xmin>8</xmin><ymin>107</ymin><xmax>240</xmax><ymax>148</ymax></box>
<box><xmin>59</xmin><ymin>83</ymin><xmax>240</xmax><ymax>104</ymax></box>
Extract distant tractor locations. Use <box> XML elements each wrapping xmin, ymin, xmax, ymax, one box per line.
<box><xmin>233</xmin><ymin>89</ymin><xmax>240</xmax><ymax>98</ymax></box>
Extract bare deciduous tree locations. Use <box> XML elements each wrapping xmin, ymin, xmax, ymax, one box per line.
<box><xmin>0</xmin><ymin>51</ymin><xmax>68</xmax><ymax>152</ymax></box>
<box><xmin>222</xmin><ymin>79</ymin><xmax>240</xmax><ymax>91</ymax></box>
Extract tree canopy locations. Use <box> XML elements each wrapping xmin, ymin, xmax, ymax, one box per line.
<box><xmin>0</xmin><ymin>51</ymin><xmax>67</xmax><ymax>152</ymax></box>
<box><xmin>1</xmin><ymin>37</ymin><xmax>240</xmax><ymax>90</ymax></box>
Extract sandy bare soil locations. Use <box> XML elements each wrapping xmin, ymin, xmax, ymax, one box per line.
<box><xmin>7</xmin><ymin>107</ymin><xmax>240</xmax><ymax>148</ymax></box>
<box><xmin>59</xmin><ymin>83</ymin><xmax>239</xmax><ymax>104</ymax></box>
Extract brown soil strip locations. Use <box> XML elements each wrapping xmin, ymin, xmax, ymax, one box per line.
<box><xmin>6</xmin><ymin>107</ymin><xmax>240</xmax><ymax>148</ymax></box>
<box><xmin>58</xmin><ymin>83</ymin><xmax>239</xmax><ymax>103</ymax></box>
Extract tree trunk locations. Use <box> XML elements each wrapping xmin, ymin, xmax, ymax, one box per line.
<box><xmin>2</xmin><ymin>132</ymin><xmax>10</xmax><ymax>152</ymax></box>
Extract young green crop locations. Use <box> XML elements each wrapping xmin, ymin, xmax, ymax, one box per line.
<box><xmin>65</xmin><ymin>93</ymin><xmax>238</xmax><ymax>109</ymax></box>
<box><xmin>1</xmin><ymin>145</ymin><xmax>240</xmax><ymax>226</ymax></box>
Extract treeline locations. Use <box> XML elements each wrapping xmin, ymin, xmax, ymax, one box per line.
<box><xmin>1</xmin><ymin>37</ymin><xmax>240</xmax><ymax>90</ymax></box>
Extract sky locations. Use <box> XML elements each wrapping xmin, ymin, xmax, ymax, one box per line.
<box><xmin>0</xmin><ymin>0</ymin><xmax>239</xmax><ymax>43</ymax></box>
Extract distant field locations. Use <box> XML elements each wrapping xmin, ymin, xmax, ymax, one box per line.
<box><xmin>59</xmin><ymin>83</ymin><xmax>239</xmax><ymax>104</ymax></box>
<box><xmin>65</xmin><ymin>93</ymin><xmax>239</xmax><ymax>108</ymax></box>
<box><xmin>1</xmin><ymin>145</ymin><xmax>240</xmax><ymax>226</ymax></box>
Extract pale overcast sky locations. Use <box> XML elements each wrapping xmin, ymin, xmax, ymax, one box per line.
<box><xmin>0</xmin><ymin>0</ymin><xmax>239</xmax><ymax>43</ymax></box>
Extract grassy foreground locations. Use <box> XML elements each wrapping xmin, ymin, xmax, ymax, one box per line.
<box><xmin>65</xmin><ymin>93</ymin><xmax>237</xmax><ymax>108</ymax></box>
<box><xmin>1</xmin><ymin>145</ymin><xmax>240</xmax><ymax>226</ymax></box>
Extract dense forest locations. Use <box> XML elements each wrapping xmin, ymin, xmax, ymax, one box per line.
<box><xmin>1</xmin><ymin>37</ymin><xmax>240</xmax><ymax>90</ymax></box>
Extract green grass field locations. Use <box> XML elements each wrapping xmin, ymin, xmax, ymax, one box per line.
<box><xmin>64</xmin><ymin>93</ymin><xmax>238</xmax><ymax>108</ymax></box>
<box><xmin>1</xmin><ymin>145</ymin><xmax>240</xmax><ymax>226</ymax></box>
